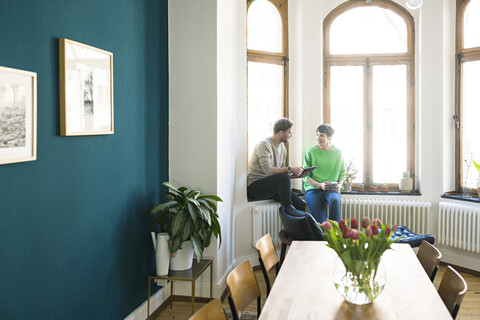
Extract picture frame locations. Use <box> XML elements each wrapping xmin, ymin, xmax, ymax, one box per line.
<box><xmin>59</xmin><ymin>38</ymin><xmax>113</xmax><ymax>136</ymax></box>
<box><xmin>0</xmin><ymin>66</ymin><xmax>37</xmax><ymax>165</ymax></box>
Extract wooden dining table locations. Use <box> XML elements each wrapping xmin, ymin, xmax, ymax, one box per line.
<box><xmin>259</xmin><ymin>241</ymin><xmax>452</xmax><ymax>320</ymax></box>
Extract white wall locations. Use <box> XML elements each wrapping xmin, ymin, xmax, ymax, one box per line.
<box><xmin>217</xmin><ymin>0</ymin><xmax>246</xmax><ymax>293</ymax></box>
<box><xmin>168</xmin><ymin>0</ymin><xmax>224</xmax><ymax>296</ymax></box>
<box><xmin>169</xmin><ymin>0</ymin><xmax>217</xmax><ymax>192</ymax></box>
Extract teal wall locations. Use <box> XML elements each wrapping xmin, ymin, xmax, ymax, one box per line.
<box><xmin>0</xmin><ymin>0</ymin><xmax>168</xmax><ymax>318</ymax></box>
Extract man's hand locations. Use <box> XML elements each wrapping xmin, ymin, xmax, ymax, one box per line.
<box><xmin>290</xmin><ymin>166</ymin><xmax>304</xmax><ymax>178</ymax></box>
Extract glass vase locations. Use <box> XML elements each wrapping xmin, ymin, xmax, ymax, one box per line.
<box><xmin>332</xmin><ymin>256</ymin><xmax>386</xmax><ymax>305</ymax></box>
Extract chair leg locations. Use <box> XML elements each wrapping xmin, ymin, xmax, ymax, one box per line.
<box><xmin>228</xmin><ymin>296</ymin><xmax>239</xmax><ymax>320</ymax></box>
<box><xmin>452</xmin><ymin>304</ymin><xmax>460</xmax><ymax>319</ymax></box>
<box><xmin>430</xmin><ymin>266</ymin><xmax>438</xmax><ymax>282</ymax></box>
<box><xmin>280</xmin><ymin>242</ymin><xmax>287</xmax><ymax>269</ymax></box>
<box><xmin>259</xmin><ymin>257</ymin><xmax>271</xmax><ymax>296</ymax></box>
<box><xmin>257</xmin><ymin>296</ymin><xmax>262</xmax><ymax>317</ymax></box>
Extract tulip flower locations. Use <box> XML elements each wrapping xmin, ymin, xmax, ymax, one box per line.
<box><xmin>339</xmin><ymin>219</ymin><xmax>346</xmax><ymax>230</ymax></box>
<box><xmin>393</xmin><ymin>223</ymin><xmax>398</xmax><ymax>232</ymax></box>
<box><xmin>371</xmin><ymin>224</ymin><xmax>379</xmax><ymax>235</ymax></box>
<box><xmin>321</xmin><ymin>221</ymin><xmax>332</xmax><ymax>231</ymax></box>
<box><xmin>351</xmin><ymin>218</ymin><xmax>358</xmax><ymax>229</ymax></box>
<box><xmin>365</xmin><ymin>226</ymin><xmax>373</xmax><ymax>238</ymax></box>
<box><xmin>374</xmin><ymin>218</ymin><xmax>382</xmax><ymax>227</ymax></box>
<box><xmin>343</xmin><ymin>227</ymin><xmax>351</xmax><ymax>239</ymax></box>
<box><xmin>361</xmin><ymin>217</ymin><xmax>371</xmax><ymax>229</ymax></box>
<box><xmin>386</xmin><ymin>226</ymin><xmax>391</xmax><ymax>236</ymax></box>
<box><xmin>350</xmin><ymin>229</ymin><xmax>359</xmax><ymax>240</ymax></box>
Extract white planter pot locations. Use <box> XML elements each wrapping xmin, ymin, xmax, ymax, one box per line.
<box><xmin>151</xmin><ymin>232</ymin><xmax>170</xmax><ymax>276</ymax></box>
<box><xmin>170</xmin><ymin>240</ymin><xmax>194</xmax><ymax>271</ymax></box>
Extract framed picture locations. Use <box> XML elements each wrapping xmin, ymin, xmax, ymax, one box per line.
<box><xmin>59</xmin><ymin>38</ymin><xmax>113</xmax><ymax>136</ymax></box>
<box><xmin>0</xmin><ymin>66</ymin><xmax>37</xmax><ymax>165</ymax></box>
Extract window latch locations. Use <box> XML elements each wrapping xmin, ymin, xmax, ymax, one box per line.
<box><xmin>453</xmin><ymin>114</ymin><xmax>460</xmax><ymax>131</ymax></box>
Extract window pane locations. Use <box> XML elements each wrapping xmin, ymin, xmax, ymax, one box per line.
<box><xmin>462</xmin><ymin>60</ymin><xmax>480</xmax><ymax>187</ymax></box>
<box><xmin>248</xmin><ymin>61</ymin><xmax>283</xmax><ymax>161</ymax></box>
<box><xmin>247</xmin><ymin>0</ymin><xmax>282</xmax><ymax>52</ymax></box>
<box><xmin>372</xmin><ymin>64</ymin><xmax>407</xmax><ymax>184</ymax></box>
<box><xmin>330</xmin><ymin>7</ymin><xmax>407</xmax><ymax>54</ymax></box>
<box><xmin>330</xmin><ymin>65</ymin><xmax>364</xmax><ymax>182</ymax></box>
<box><xmin>464</xmin><ymin>0</ymin><xmax>480</xmax><ymax>49</ymax></box>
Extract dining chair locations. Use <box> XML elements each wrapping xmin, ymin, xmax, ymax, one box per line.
<box><xmin>438</xmin><ymin>265</ymin><xmax>468</xmax><ymax>319</ymax></box>
<box><xmin>255</xmin><ymin>233</ymin><xmax>279</xmax><ymax>297</ymax></box>
<box><xmin>188</xmin><ymin>298</ymin><xmax>226</xmax><ymax>320</ymax></box>
<box><xmin>278</xmin><ymin>206</ymin><xmax>324</xmax><ymax>241</ymax></box>
<box><xmin>226</xmin><ymin>260</ymin><xmax>262</xmax><ymax>320</ymax></box>
<box><xmin>416</xmin><ymin>240</ymin><xmax>442</xmax><ymax>282</ymax></box>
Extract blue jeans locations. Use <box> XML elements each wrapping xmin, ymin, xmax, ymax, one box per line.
<box><xmin>305</xmin><ymin>189</ymin><xmax>341</xmax><ymax>223</ymax></box>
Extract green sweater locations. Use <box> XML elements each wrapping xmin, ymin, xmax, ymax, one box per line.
<box><xmin>302</xmin><ymin>145</ymin><xmax>345</xmax><ymax>192</ymax></box>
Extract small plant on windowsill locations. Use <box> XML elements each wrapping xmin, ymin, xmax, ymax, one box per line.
<box><xmin>473</xmin><ymin>160</ymin><xmax>480</xmax><ymax>198</ymax></box>
<box><xmin>380</xmin><ymin>182</ymin><xmax>389</xmax><ymax>193</ymax></box>
<box><xmin>370</xmin><ymin>184</ymin><xmax>378</xmax><ymax>192</ymax></box>
<box><xmin>343</xmin><ymin>158</ymin><xmax>358</xmax><ymax>192</ymax></box>
<box><xmin>357</xmin><ymin>183</ymin><xmax>365</xmax><ymax>192</ymax></box>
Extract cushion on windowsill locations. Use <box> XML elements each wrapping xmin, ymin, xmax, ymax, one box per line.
<box><xmin>390</xmin><ymin>225</ymin><xmax>435</xmax><ymax>247</ymax></box>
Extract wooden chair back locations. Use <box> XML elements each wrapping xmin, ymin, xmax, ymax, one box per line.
<box><xmin>256</xmin><ymin>233</ymin><xmax>279</xmax><ymax>273</ymax></box>
<box><xmin>188</xmin><ymin>298</ymin><xmax>226</xmax><ymax>320</ymax></box>
<box><xmin>438</xmin><ymin>265</ymin><xmax>468</xmax><ymax>319</ymax></box>
<box><xmin>255</xmin><ymin>233</ymin><xmax>279</xmax><ymax>296</ymax></box>
<box><xmin>417</xmin><ymin>240</ymin><xmax>442</xmax><ymax>281</ymax></box>
<box><xmin>226</xmin><ymin>260</ymin><xmax>261</xmax><ymax>320</ymax></box>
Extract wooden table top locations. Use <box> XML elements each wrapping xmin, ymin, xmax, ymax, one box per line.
<box><xmin>259</xmin><ymin>241</ymin><xmax>452</xmax><ymax>320</ymax></box>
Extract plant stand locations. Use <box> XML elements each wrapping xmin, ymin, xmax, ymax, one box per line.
<box><xmin>147</xmin><ymin>259</ymin><xmax>213</xmax><ymax>318</ymax></box>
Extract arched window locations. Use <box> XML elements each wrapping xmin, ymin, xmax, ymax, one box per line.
<box><xmin>455</xmin><ymin>0</ymin><xmax>480</xmax><ymax>196</ymax></box>
<box><xmin>247</xmin><ymin>0</ymin><xmax>288</xmax><ymax>163</ymax></box>
<box><xmin>323</xmin><ymin>0</ymin><xmax>415</xmax><ymax>191</ymax></box>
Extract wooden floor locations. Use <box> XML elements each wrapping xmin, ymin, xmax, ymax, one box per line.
<box><xmin>155</xmin><ymin>265</ymin><xmax>480</xmax><ymax>320</ymax></box>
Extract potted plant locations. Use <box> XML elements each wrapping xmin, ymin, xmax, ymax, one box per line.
<box><xmin>370</xmin><ymin>184</ymin><xmax>378</xmax><ymax>192</ymax></box>
<box><xmin>473</xmin><ymin>160</ymin><xmax>480</xmax><ymax>198</ymax></box>
<box><xmin>357</xmin><ymin>183</ymin><xmax>365</xmax><ymax>192</ymax></box>
<box><xmin>151</xmin><ymin>182</ymin><xmax>222</xmax><ymax>270</ymax></box>
<box><xmin>343</xmin><ymin>158</ymin><xmax>358</xmax><ymax>192</ymax></box>
<box><xmin>380</xmin><ymin>182</ymin><xmax>389</xmax><ymax>193</ymax></box>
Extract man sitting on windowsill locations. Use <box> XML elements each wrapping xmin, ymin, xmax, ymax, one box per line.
<box><xmin>247</xmin><ymin>118</ymin><xmax>307</xmax><ymax>216</ymax></box>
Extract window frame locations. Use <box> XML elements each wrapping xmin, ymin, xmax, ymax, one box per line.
<box><xmin>323</xmin><ymin>0</ymin><xmax>416</xmax><ymax>190</ymax></box>
<box><xmin>247</xmin><ymin>0</ymin><xmax>289</xmax><ymax>165</ymax></box>
<box><xmin>454</xmin><ymin>0</ymin><xmax>480</xmax><ymax>197</ymax></box>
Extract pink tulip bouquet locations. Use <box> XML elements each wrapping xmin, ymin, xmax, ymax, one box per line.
<box><xmin>320</xmin><ymin>217</ymin><xmax>401</xmax><ymax>303</ymax></box>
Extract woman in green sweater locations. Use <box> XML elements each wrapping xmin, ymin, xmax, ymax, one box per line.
<box><xmin>303</xmin><ymin>124</ymin><xmax>345</xmax><ymax>223</ymax></box>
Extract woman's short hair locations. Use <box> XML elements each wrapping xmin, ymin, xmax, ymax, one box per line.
<box><xmin>274</xmin><ymin>118</ymin><xmax>293</xmax><ymax>134</ymax></box>
<box><xmin>316</xmin><ymin>124</ymin><xmax>334</xmax><ymax>137</ymax></box>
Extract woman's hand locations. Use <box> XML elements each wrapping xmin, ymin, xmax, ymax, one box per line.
<box><xmin>324</xmin><ymin>181</ymin><xmax>331</xmax><ymax>191</ymax></box>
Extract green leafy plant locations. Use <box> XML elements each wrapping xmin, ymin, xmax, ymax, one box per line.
<box><xmin>151</xmin><ymin>182</ymin><xmax>222</xmax><ymax>262</ymax></box>
<box><xmin>473</xmin><ymin>159</ymin><xmax>480</xmax><ymax>173</ymax></box>
<box><xmin>344</xmin><ymin>158</ymin><xmax>358</xmax><ymax>184</ymax></box>
<box><xmin>320</xmin><ymin>218</ymin><xmax>400</xmax><ymax>302</ymax></box>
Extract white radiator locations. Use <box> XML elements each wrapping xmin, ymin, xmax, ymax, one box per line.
<box><xmin>438</xmin><ymin>202</ymin><xmax>480</xmax><ymax>253</ymax></box>
<box><xmin>252</xmin><ymin>202</ymin><xmax>282</xmax><ymax>248</ymax></box>
<box><xmin>341</xmin><ymin>199</ymin><xmax>431</xmax><ymax>234</ymax></box>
